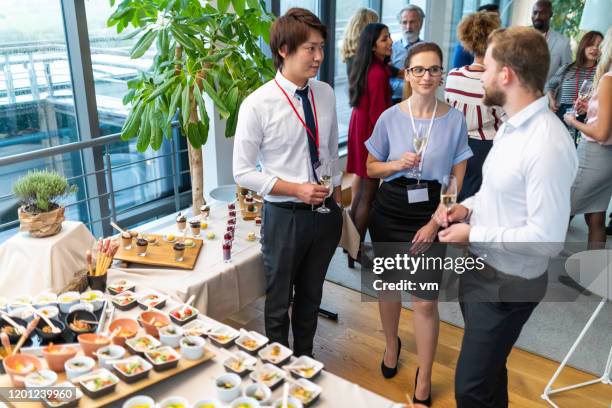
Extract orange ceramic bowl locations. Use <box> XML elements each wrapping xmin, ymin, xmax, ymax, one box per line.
<box><xmin>108</xmin><ymin>318</ymin><xmax>139</xmax><ymax>346</ymax></box>
<box><xmin>77</xmin><ymin>333</ymin><xmax>111</xmax><ymax>359</ymax></box>
<box><xmin>42</xmin><ymin>345</ymin><xmax>78</xmax><ymax>372</ymax></box>
<box><xmin>138</xmin><ymin>310</ymin><xmax>170</xmax><ymax>338</ymax></box>
<box><xmin>3</xmin><ymin>354</ymin><xmax>42</xmax><ymax>387</ymax></box>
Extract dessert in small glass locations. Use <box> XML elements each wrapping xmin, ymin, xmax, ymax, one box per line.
<box><xmin>121</xmin><ymin>232</ymin><xmax>132</xmax><ymax>250</ymax></box>
<box><xmin>176</xmin><ymin>214</ymin><xmax>187</xmax><ymax>232</ymax></box>
<box><xmin>227</xmin><ymin>218</ymin><xmax>236</xmax><ymax>225</ymax></box>
<box><xmin>136</xmin><ymin>238</ymin><xmax>148</xmax><ymax>257</ymax></box>
<box><xmin>222</xmin><ymin>241</ymin><xmax>232</xmax><ymax>263</ymax></box>
<box><xmin>246</xmin><ymin>232</ymin><xmax>256</xmax><ymax>242</ymax></box>
<box><xmin>254</xmin><ymin>217</ymin><xmax>262</xmax><ymax>226</ymax></box>
<box><xmin>228</xmin><ymin>202</ymin><xmax>235</xmax><ymax>211</ymax></box>
<box><xmin>173</xmin><ymin>243</ymin><xmax>186</xmax><ymax>262</ymax></box>
<box><xmin>228</xmin><ymin>210</ymin><xmax>237</xmax><ymax>218</ymax></box>
<box><xmin>224</xmin><ymin>232</ymin><xmax>233</xmax><ymax>242</ymax></box>
<box><xmin>189</xmin><ymin>220</ymin><xmax>201</xmax><ymax>237</ymax></box>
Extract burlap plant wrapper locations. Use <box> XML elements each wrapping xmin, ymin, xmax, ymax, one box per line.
<box><xmin>18</xmin><ymin>205</ymin><xmax>65</xmax><ymax>238</ymax></box>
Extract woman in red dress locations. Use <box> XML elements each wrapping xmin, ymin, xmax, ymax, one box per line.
<box><xmin>346</xmin><ymin>23</ymin><xmax>392</xmax><ymax>265</ymax></box>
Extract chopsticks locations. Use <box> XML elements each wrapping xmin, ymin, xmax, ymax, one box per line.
<box><xmin>12</xmin><ymin>316</ymin><xmax>40</xmax><ymax>355</ymax></box>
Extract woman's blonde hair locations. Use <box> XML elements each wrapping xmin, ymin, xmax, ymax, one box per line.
<box><xmin>340</xmin><ymin>8</ymin><xmax>379</xmax><ymax>61</ymax></box>
<box><xmin>594</xmin><ymin>27</ymin><xmax>612</xmax><ymax>88</ymax></box>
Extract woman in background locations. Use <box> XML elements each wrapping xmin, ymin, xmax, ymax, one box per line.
<box><xmin>565</xmin><ymin>28</ymin><xmax>612</xmax><ymax>248</ymax></box>
<box><xmin>340</xmin><ymin>8</ymin><xmax>379</xmax><ymax>78</ymax></box>
<box><xmin>547</xmin><ymin>30</ymin><xmax>603</xmax><ymax>142</ymax></box>
<box><xmin>345</xmin><ymin>23</ymin><xmax>393</xmax><ymax>267</ymax></box>
<box><xmin>445</xmin><ymin>11</ymin><xmax>503</xmax><ymax>200</ymax></box>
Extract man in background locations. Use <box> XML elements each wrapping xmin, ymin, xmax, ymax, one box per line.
<box><xmin>531</xmin><ymin>0</ymin><xmax>572</xmax><ymax>82</ymax></box>
<box><xmin>390</xmin><ymin>4</ymin><xmax>424</xmax><ymax>104</ymax></box>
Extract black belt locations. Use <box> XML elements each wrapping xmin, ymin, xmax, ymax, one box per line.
<box><xmin>265</xmin><ymin>197</ymin><xmax>332</xmax><ymax>211</ymax></box>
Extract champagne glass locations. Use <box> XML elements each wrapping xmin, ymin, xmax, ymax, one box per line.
<box><xmin>578</xmin><ymin>80</ymin><xmax>593</xmax><ymax>102</ymax></box>
<box><xmin>413</xmin><ymin>125</ymin><xmax>428</xmax><ymax>183</ymax></box>
<box><xmin>315</xmin><ymin>160</ymin><xmax>333</xmax><ymax>214</ymax></box>
<box><xmin>440</xmin><ymin>175</ymin><xmax>457</xmax><ymax>212</ymax></box>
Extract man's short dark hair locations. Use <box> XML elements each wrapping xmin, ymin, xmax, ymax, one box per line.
<box><xmin>477</xmin><ymin>4</ymin><xmax>499</xmax><ymax>12</ymax></box>
<box><xmin>269</xmin><ymin>8</ymin><xmax>327</xmax><ymax>69</ymax></box>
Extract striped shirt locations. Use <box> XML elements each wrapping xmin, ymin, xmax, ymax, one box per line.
<box><xmin>559</xmin><ymin>66</ymin><xmax>596</xmax><ymax>105</ymax></box>
<box><xmin>444</xmin><ymin>66</ymin><xmax>504</xmax><ymax>141</ymax></box>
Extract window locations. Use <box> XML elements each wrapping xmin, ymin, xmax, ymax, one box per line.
<box><xmin>280</xmin><ymin>0</ymin><xmax>318</xmax><ymax>14</ymax></box>
<box><xmin>0</xmin><ymin>0</ymin><xmax>83</xmax><ymax>238</ymax></box>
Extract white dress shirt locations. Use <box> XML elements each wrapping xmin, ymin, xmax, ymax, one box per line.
<box><xmin>462</xmin><ymin>96</ymin><xmax>578</xmax><ymax>278</ymax></box>
<box><xmin>233</xmin><ymin>71</ymin><xmax>341</xmax><ymax>203</ymax></box>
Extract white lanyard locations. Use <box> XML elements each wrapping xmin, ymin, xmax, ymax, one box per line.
<box><xmin>407</xmin><ymin>97</ymin><xmax>437</xmax><ymax>169</ymax></box>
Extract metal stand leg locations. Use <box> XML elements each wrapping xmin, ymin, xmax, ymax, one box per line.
<box><xmin>318</xmin><ymin>307</ymin><xmax>338</xmax><ymax>320</ymax></box>
<box><xmin>541</xmin><ymin>298</ymin><xmax>610</xmax><ymax>407</ymax></box>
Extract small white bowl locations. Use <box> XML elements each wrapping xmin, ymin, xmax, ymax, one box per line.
<box><xmin>122</xmin><ymin>395</ymin><xmax>155</xmax><ymax>408</ymax></box>
<box><xmin>215</xmin><ymin>373</ymin><xmax>241</xmax><ymax>402</ymax></box>
<box><xmin>7</xmin><ymin>295</ymin><xmax>32</xmax><ymax>311</ymax></box>
<box><xmin>58</xmin><ymin>291</ymin><xmax>80</xmax><ymax>313</ymax></box>
<box><xmin>37</xmin><ymin>305</ymin><xmax>59</xmax><ymax>321</ymax></box>
<box><xmin>25</xmin><ymin>369</ymin><xmax>57</xmax><ymax>388</ymax></box>
<box><xmin>272</xmin><ymin>396</ymin><xmax>303</xmax><ymax>408</ymax></box>
<box><xmin>158</xmin><ymin>396</ymin><xmax>190</xmax><ymax>408</ymax></box>
<box><xmin>64</xmin><ymin>356</ymin><xmax>95</xmax><ymax>380</ymax></box>
<box><xmin>95</xmin><ymin>345</ymin><xmax>126</xmax><ymax>370</ymax></box>
<box><xmin>159</xmin><ymin>325</ymin><xmax>184</xmax><ymax>348</ymax></box>
<box><xmin>0</xmin><ymin>296</ymin><xmax>7</xmax><ymax>311</ymax></box>
<box><xmin>9</xmin><ymin>306</ymin><xmax>34</xmax><ymax>321</ymax></box>
<box><xmin>180</xmin><ymin>336</ymin><xmax>206</xmax><ymax>360</ymax></box>
<box><xmin>231</xmin><ymin>396</ymin><xmax>260</xmax><ymax>408</ymax></box>
<box><xmin>33</xmin><ymin>292</ymin><xmax>57</xmax><ymax>308</ymax></box>
<box><xmin>80</xmin><ymin>290</ymin><xmax>104</xmax><ymax>311</ymax></box>
<box><xmin>243</xmin><ymin>383</ymin><xmax>272</xmax><ymax>403</ymax></box>
<box><xmin>192</xmin><ymin>398</ymin><xmax>222</xmax><ymax>408</ymax></box>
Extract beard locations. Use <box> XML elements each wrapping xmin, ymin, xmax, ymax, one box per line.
<box><xmin>483</xmin><ymin>82</ymin><xmax>506</xmax><ymax>107</ymax></box>
<box><xmin>403</xmin><ymin>31</ymin><xmax>419</xmax><ymax>43</ymax></box>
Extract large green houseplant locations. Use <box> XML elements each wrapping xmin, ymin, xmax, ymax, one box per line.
<box><xmin>108</xmin><ymin>0</ymin><xmax>275</xmax><ymax>212</ymax></box>
<box><xmin>13</xmin><ymin>170</ymin><xmax>77</xmax><ymax>237</ymax></box>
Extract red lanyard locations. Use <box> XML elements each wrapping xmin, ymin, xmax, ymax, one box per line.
<box><xmin>274</xmin><ymin>79</ymin><xmax>319</xmax><ymax>149</ymax></box>
<box><xmin>575</xmin><ymin>65</ymin><xmax>595</xmax><ymax>101</ymax></box>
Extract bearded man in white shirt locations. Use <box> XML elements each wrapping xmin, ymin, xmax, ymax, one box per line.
<box><xmin>232</xmin><ymin>8</ymin><xmax>342</xmax><ymax>358</ymax></box>
<box><xmin>434</xmin><ymin>27</ymin><xmax>578</xmax><ymax>408</ymax></box>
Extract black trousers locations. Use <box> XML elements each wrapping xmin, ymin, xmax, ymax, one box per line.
<box><xmin>455</xmin><ymin>263</ymin><xmax>548</xmax><ymax>408</ymax></box>
<box><xmin>260</xmin><ymin>199</ymin><xmax>342</xmax><ymax>356</ymax></box>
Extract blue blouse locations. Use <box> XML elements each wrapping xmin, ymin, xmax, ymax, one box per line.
<box><xmin>365</xmin><ymin>103</ymin><xmax>473</xmax><ymax>184</ymax></box>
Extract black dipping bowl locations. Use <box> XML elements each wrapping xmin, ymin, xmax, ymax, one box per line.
<box><xmin>65</xmin><ymin>310</ymin><xmax>98</xmax><ymax>336</ymax></box>
<box><xmin>35</xmin><ymin>318</ymin><xmax>65</xmax><ymax>341</ymax></box>
<box><xmin>0</xmin><ymin>316</ymin><xmax>27</xmax><ymax>343</ymax></box>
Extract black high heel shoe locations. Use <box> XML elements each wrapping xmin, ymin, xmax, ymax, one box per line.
<box><xmin>380</xmin><ymin>337</ymin><xmax>401</xmax><ymax>379</ymax></box>
<box><xmin>413</xmin><ymin>367</ymin><xmax>432</xmax><ymax>406</ymax></box>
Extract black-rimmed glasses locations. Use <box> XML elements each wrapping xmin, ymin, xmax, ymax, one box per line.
<box><xmin>407</xmin><ymin>66</ymin><xmax>444</xmax><ymax>77</ymax></box>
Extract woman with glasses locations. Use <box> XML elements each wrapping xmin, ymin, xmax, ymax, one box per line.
<box><xmin>346</xmin><ymin>23</ymin><xmax>393</xmax><ymax>267</ymax></box>
<box><xmin>445</xmin><ymin>11</ymin><xmax>503</xmax><ymax>201</ymax></box>
<box><xmin>366</xmin><ymin>42</ymin><xmax>471</xmax><ymax>407</ymax></box>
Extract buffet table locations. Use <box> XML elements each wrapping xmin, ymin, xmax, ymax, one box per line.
<box><xmin>0</xmin><ymin>221</ymin><xmax>96</xmax><ymax>296</ymax></box>
<box><xmin>107</xmin><ymin>203</ymin><xmax>265</xmax><ymax>320</ymax></box>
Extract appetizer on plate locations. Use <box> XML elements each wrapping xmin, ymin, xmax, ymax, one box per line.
<box><xmin>249</xmin><ymin>363</ymin><xmax>285</xmax><ymax>389</ymax></box>
<box><xmin>286</xmin><ymin>355</ymin><xmax>324</xmax><ymax>379</ymax></box>
<box><xmin>223</xmin><ymin>351</ymin><xmax>257</xmax><ymax>376</ymax></box>
<box><xmin>126</xmin><ymin>335</ymin><xmax>161</xmax><ymax>355</ymax></box>
<box><xmin>107</xmin><ymin>280</ymin><xmax>135</xmax><ymax>296</ymax></box>
<box><xmin>112</xmin><ymin>356</ymin><xmax>152</xmax><ymax>383</ymax></box>
<box><xmin>137</xmin><ymin>293</ymin><xmax>167</xmax><ymax>310</ymax></box>
<box><xmin>289</xmin><ymin>379</ymin><xmax>322</xmax><ymax>406</ymax></box>
<box><xmin>78</xmin><ymin>369</ymin><xmax>119</xmax><ymax>398</ymax></box>
<box><xmin>182</xmin><ymin>319</ymin><xmax>214</xmax><ymax>337</ymax></box>
<box><xmin>258</xmin><ymin>342</ymin><xmax>293</xmax><ymax>365</ymax></box>
<box><xmin>235</xmin><ymin>331</ymin><xmax>269</xmax><ymax>354</ymax></box>
<box><xmin>144</xmin><ymin>346</ymin><xmax>180</xmax><ymax>371</ymax></box>
<box><xmin>41</xmin><ymin>381</ymin><xmax>83</xmax><ymax>408</ymax></box>
<box><xmin>111</xmin><ymin>290</ymin><xmax>138</xmax><ymax>311</ymax></box>
<box><xmin>207</xmin><ymin>325</ymin><xmax>239</xmax><ymax>348</ymax></box>
<box><xmin>169</xmin><ymin>305</ymin><xmax>198</xmax><ymax>325</ymax></box>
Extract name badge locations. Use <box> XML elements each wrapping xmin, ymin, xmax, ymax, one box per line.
<box><xmin>406</xmin><ymin>183</ymin><xmax>429</xmax><ymax>203</ymax></box>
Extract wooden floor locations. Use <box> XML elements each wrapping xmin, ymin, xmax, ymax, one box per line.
<box><xmin>225</xmin><ymin>281</ymin><xmax>611</xmax><ymax>407</ymax></box>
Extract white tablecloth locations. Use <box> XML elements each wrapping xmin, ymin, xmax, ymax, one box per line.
<box><xmin>0</xmin><ymin>221</ymin><xmax>95</xmax><ymax>297</ymax></box>
<box><xmin>107</xmin><ymin>204</ymin><xmax>266</xmax><ymax>320</ymax></box>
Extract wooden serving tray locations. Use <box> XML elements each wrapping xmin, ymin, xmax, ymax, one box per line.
<box><xmin>236</xmin><ymin>186</ymin><xmax>262</xmax><ymax>221</ymax></box>
<box><xmin>0</xmin><ymin>348</ymin><xmax>215</xmax><ymax>408</ymax></box>
<box><xmin>113</xmin><ymin>234</ymin><xmax>203</xmax><ymax>270</ymax></box>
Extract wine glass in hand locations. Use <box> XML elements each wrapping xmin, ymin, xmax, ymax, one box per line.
<box><xmin>440</xmin><ymin>175</ymin><xmax>457</xmax><ymax>212</ymax></box>
<box><xmin>412</xmin><ymin>125</ymin><xmax>428</xmax><ymax>182</ymax></box>
<box><xmin>315</xmin><ymin>160</ymin><xmax>333</xmax><ymax>214</ymax></box>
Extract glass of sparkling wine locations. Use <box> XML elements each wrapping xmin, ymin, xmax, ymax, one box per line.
<box><xmin>413</xmin><ymin>125</ymin><xmax>428</xmax><ymax>182</ymax></box>
<box><xmin>440</xmin><ymin>175</ymin><xmax>457</xmax><ymax>212</ymax></box>
<box><xmin>578</xmin><ymin>79</ymin><xmax>593</xmax><ymax>101</ymax></box>
<box><xmin>316</xmin><ymin>161</ymin><xmax>333</xmax><ymax>214</ymax></box>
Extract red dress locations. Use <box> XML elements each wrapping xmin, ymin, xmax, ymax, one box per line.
<box><xmin>346</xmin><ymin>58</ymin><xmax>391</xmax><ymax>178</ymax></box>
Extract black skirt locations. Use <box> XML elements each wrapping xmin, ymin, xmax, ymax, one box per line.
<box><xmin>368</xmin><ymin>177</ymin><xmax>443</xmax><ymax>300</ymax></box>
